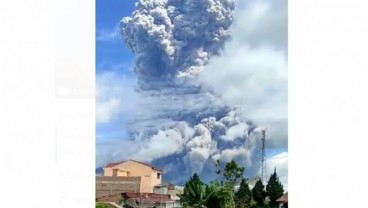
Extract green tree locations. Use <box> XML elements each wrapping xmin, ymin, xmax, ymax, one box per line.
<box><xmin>215</xmin><ymin>160</ymin><xmax>245</xmax><ymax>191</ymax></box>
<box><xmin>96</xmin><ymin>202</ymin><xmax>109</xmax><ymax>208</ymax></box>
<box><xmin>234</xmin><ymin>178</ymin><xmax>252</xmax><ymax>208</ymax></box>
<box><xmin>179</xmin><ymin>173</ymin><xmax>209</xmax><ymax>208</ymax></box>
<box><xmin>266</xmin><ymin>168</ymin><xmax>284</xmax><ymax>208</ymax></box>
<box><xmin>251</xmin><ymin>179</ymin><xmax>266</xmax><ymax>207</ymax></box>
<box><xmin>206</xmin><ymin>183</ymin><xmax>235</xmax><ymax>208</ymax></box>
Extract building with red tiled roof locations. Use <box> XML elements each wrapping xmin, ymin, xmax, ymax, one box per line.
<box><xmin>104</xmin><ymin>162</ymin><xmax>121</xmax><ymax>168</ymax></box>
<box><xmin>104</xmin><ymin>160</ymin><xmax>163</xmax><ymax>171</ymax></box>
<box><xmin>276</xmin><ymin>192</ymin><xmax>288</xmax><ymax>208</ymax></box>
<box><xmin>102</xmin><ymin>160</ymin><xmax>163</xmax><ymax>193</ymax></box>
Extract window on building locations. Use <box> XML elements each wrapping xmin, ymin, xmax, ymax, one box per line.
<box><xmin>113</xmin><ymin>169</ymin><xmax>118</xmax><ymax>176</ymax></box>
<box><xmin>157</xmin><ymin>172</ymin><xmax>161</xmax><ymax>179</ymax></box>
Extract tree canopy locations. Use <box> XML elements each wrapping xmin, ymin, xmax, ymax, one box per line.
<box><xmin>251</xmin><ymin>179</ymin><xmax>266</xmax><ymax>207</ymax></box>
<box><xmin>206</xmin><ymin>182</ymin><xmax>235</xmax><ymax>208</ymax></box>
<box><xmin>179</xmin><ymin>173</ymin><xmax>208</xmax><ymax>208</ymax></box>
<box><xmin>266</xmin><ymin>168</ymin><xmax>284</xmax><ymax>208</ymax></box>
<box><xmin>179</xmin><ymin>161</ymin><xmax>286</xmax><ymax>208</ymax></box>
<box><xmin>215</xmin><ymin>159</ymin><xmax>245</xmax><ymax>191</ymax></box>
<box><xmin>234</xmin><ymin>178</ymin><xmax>252</xmax><ymax>208</ymax></box>
<box><xmin>95</xmin><ymin>202</ymin><xmax>110</xmax><ymax>208</ymax></box>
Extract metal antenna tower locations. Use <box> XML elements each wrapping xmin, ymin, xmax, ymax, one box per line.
<box><xmin>261</xmin><ymin>129</ymin><xmax>266</xmax><ymax>184</ymax></box>
<box><xmin>246</xmin><ymin>126</ymin><xmax>267</xmax><ymax>184</ymax></box>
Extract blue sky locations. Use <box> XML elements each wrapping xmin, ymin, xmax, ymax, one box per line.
<box><xmin>96</xmin><ymin>0</ymin><xmax>135</xmax><ymax>74</ymax></box>
<box><xmin>96</xmin><ymin>0</ymin><xmax>136</xmax><ymax>142</ymax></box>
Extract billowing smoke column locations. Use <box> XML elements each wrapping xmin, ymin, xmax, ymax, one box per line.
<box><xmin>121</xmin><ymin>0</ymin><xmax>235</xmax><ymax>84</ymax></box>
<box><xmin>119</xmin><ymin>0</ymin><xmax>264</xmax><ymax>184</ymax></box>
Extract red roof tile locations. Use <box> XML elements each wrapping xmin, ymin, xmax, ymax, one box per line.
<box><xmin>104</xmin><ymin>162</ymin><xmax>121</xmax><ymax>168</ymax></box>
<box><xmin>276</xmin><ymin>192</ymin><xmax>288</xmax><ymax>203</ymax></box>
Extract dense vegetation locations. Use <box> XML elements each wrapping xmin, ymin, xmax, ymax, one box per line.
<box><xmin>95</xmin><ymin>202</ymin><xmax>110</xmax><ymax>208</ymax></box>
<box><xmin>179</xmin><ymin>160</ymin><xmax>286</xmax><ymax>208</ymax></box>
<box><xmin>266</xmin><ymin>169</ymin><xmax>285</xmax><ymax>208</ymax></box>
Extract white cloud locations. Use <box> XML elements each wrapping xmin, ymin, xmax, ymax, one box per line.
<box><xmin>96</xmin><ymin>140</ymin><xmax>136</xmax><ymax>167</ymax></box>
<box><xmin>213</xmin><ymin>147</ymin><xmax>252</xmax><ymax>166</ymax></box>
<box><xmin>96</xmin><ymin>71</ymin><xmax>138</xmax><ymax>124</ymax></box>
<box><xmin>200</xmin><ymin>45</ymin><xmax>287</xmax><ymax>124</ymax></box>
<box><xmin>186</xmin><ymin>124</ymin><xmax>213</xmax><ymax>149</ymax></box>
<box><xmin>185</xmin><ymin>147</ymin><xmax>212</xmax><ymax>173</ymax></box>
<box><xmin>198</xmin><ymin>0</ymin><xmax>288</xmax><ymax>148</ymax></box>
<box><xmin>184</xmin><ymin>123</ymin><xmax>217</xmax><ymax>173</ymax></box>
<box><xmin>96</xmin><ymin>98</ymin><xmax>120</xmax><ymax>123</ymax></box>
<box><xmin>96</xmin><ymin>122</ymin><xmax>196</xmax><ymax>167</ymax></box>
<box><xmin>96</xmin><ymin>27</ymin><xmax>119</xmax><ymax>42</ymax></box>
<box><xmin>234</xmin><ymin>0</ymin><xmax>288</xmax><ymax>51</ymax></box>
<box><xmin>132</xmin><ymin>122</ymin><xmax>194</xmax><ymax>161</ymax></box>
<box><xmin>221</xmin><ymin>122</ymin><xmax>248</xmax><ymax>141</ymax></box>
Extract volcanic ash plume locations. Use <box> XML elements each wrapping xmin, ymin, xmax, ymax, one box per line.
<box><xmin>120</xmin><ymin>0</ymin><xmax>236</xmax><ymax>83</ymax></box>
<box><xmin>117</xmin><ymin>0</ymin><xmax>276</xmax><ymax>184</ymax></box>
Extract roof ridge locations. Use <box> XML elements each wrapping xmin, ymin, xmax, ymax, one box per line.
<box><xmin>104</xmin><ymin>159</ymin><xmax>162</xmax><ymax>171</ymax></box>
<box><xmin>129</xmin><ymin>159</ymin><xmax>162</xmax><ymax>171</ymax></box>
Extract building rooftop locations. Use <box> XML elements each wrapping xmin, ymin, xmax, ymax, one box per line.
<box><xmin>104</xmin><ymin>159</ymin><xmax>162</xmax><ymax>172</ymax></box>
<box><xmin>122</xmin><ymin>192</ymin><xmax>175</xmax><ymax>203</ymax></box>
<box><xmin>276</xmin><ymin>192</ymin><xmax>288</xmax><ymax>203</ymax></box>
<box><xmin>154</xmin><ymin>183</ymin><xmax>174</xmax><ymax>188</ymax></box>
<box><xmin>104</xmin><ymin>162</ymin><xmax>121</xmax><ymax>168</ymax></box>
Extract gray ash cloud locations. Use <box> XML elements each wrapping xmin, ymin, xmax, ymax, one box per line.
<box><xmin>120</xmin><ymin>0</ymin><xmax>235</xmax><ymax>83</ymax></box>
<box><xmin>107</xmin><ymin>0</ymin><xmax>287</xmax><ymax>184</ymax></box>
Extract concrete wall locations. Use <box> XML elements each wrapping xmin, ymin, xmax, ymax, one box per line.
<box><xmin>151</xmin><ymin>169</ymin><xmax>163</xmax><ymax>191</ymax></box>
<box><xmin>154</xmin><ymin>187</ymin><xmax>168</xmax><ymax>195</ymax></box>
<box><xmin>115</xmin><ymin>161</ymin><xmax>152</xmax><ymax>193</ymax></box>
<box><xmin>103</xmin><ymin>168</ymin><xmax>113</xmax><ymax>176</ymax></box>
<box><xmin>96</xmin><ymin>176</ymin><xmax>141</xmax><ymax>198</ymax></box>
<box><xmin>154</xmin><ymin>186</ymin><xmax>183</xmax><ymax>200</ymax></box>
<box><xmin>117</xmin><ymin>170</ymin><xmax>128</xmax><ymax>177</ymax></box>
<box><xmin>103</xmin><ymin>160</ymin><xmax>162</xmax><ymax>193</ymax></box>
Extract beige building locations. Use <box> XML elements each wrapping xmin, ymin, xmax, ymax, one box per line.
<box><xmin>103</xmin><ymin>160</ymin><xmax>163</xmax><ymax>193</ymax></box>
<box><xmin>153</xmin><ymin>184</ymin><xmax>184</xmax><ymax>200</ymax></box>
<box><xmin>96</xmin><ymin>176</ymin><xmax>141</xmax><ymax>198</ymax></box>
